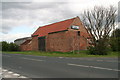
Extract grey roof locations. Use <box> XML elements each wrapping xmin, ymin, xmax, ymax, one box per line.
<box><xmin>14</xmin><ymin>37</ymin><xmax>32</xmax><ymax>42</ymax></box>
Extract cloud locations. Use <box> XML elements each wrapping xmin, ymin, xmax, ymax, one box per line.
<box><xmin>0</xmin><ymin>33</ymin><xmax>31</xmax><ymax>42</ymax></box>
<box><xmin>2</xmin><ymin>2</ymin><xmax>63</xmax><ymax>10</ymax></box>
<box><xmin>1</xmin><ymin>2</ymin><xmax>72</xmax><ymax>34</ymax></box>
<box><xmin>1</xmin><ymin>0</ymin><xmax>118</xmax><ymax>42</ymax></box>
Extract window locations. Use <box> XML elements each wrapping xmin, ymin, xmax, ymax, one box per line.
<box><xmin>78</xmin><ymin>31</ymin><xmax>80</xmax><ymax>36</ymax></box>
<box><xmin>71</xmin><ymin>25</ymin><xmax>80</xmax><ymax>30</ymax></box>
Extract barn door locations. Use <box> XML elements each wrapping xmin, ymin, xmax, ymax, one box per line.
<box><xmin>38</xmin><ymin>36</ymin><xmax>46</xmax><ymax>51</ymax></box>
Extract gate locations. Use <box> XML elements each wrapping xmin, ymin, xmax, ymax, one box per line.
<box><xmin>38</xmin><ymin>36</ymin><xmax>46</xmax><ymax>51</ymax></box>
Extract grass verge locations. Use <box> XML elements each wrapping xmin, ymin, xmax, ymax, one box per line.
<box><xmin>2</xmin><ymin>50</ymin><xmax>119</xmax><ymax>58</ymax></box>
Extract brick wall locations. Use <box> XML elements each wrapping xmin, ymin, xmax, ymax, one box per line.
<box><xmin>46</xmin><ymin>31</ymin><xmax>71</xmax><ymax>52</ymax></box>
<box><xmin>20</xmin><ymin>40</ymin><xmax>32</xmax><ymax>51</ymax></box>
<box><xmin>46</xmin><ymin>30</ymin><xmax>83</xmax><ymax>52</ymax></box>
<box><xmin>46</xmin><ymin>17</ymin><xmax>90</xmax><ymax>52</ymax></box>
<box><xmin>31</xmin><ymin>36</ymin><xmax>39</xmax><ymax>51</ymax></box>
<box><xmin>20</xmin><ymin>43</ymin><xmax>32</xmax><ymax>51</ymax></box>
<box><xmin>70</xmin><ymin>17</ymin><xmax>90</xmax><ymax>50</ymax></box>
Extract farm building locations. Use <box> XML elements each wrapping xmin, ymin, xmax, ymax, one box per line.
<box><xmin>14</xmin><ymin>37</ymin><xmax>32</xmax><ymax>46</ymax></box>
<box><xmin>20</xmin><ymin>16</ymin><xmax>91</xmax><ymax>52</ymax></box>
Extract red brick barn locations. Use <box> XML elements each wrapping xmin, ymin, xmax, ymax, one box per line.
<box><xmin>20</xmin><ymin>16</ymin><xmax>91</xmax><ymax>52</ymax></box>
<box><xmin>20</xmin><ymin>39</ymin><xmax>32</xmax><ymax>51</ymax></box>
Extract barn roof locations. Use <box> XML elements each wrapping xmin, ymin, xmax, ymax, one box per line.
<box><xmin>14</xmin><ymin>37</ymin><xmax>31</xmax><ymax>42</ymax></box>
<box><xmin>21</xmin><ymin>39</ymin><xmax>32</xmax><ymax>45</ymax></box>
<box><xmin>32</xmin><ymin>17</ymin><xmax>76</xmax><ymax>37</ymax></box>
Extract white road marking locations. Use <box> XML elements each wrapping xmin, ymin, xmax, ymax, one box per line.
<box><xmin>19</xmin><ymin>76</ymin><xmax>27</xmax><ymax>78</ymax></box>
<box><xmin>106</xmin><ymin>61</ymin><xmax>118</xmax><ymax>62</ymax></box>
<box><xmin>97</xmin><ymin>60</ymin><xmax>103</xmax><ymax>61</ymax></box>
<box><xmin>2</xmin><ymin>68</ymin><xmax>27</xmax><ymax>78</ymax></box>
<box><xmin>67</xmin><ymin>63</ymin><xmax>120</xmax><ymax>72</ymax></box>
<box><xmin>13</xmin><ymin>73</ymin><xmax>20</xmax><ymax>76</ymax></box>
<box><xmin>4</xmin><ymin>75</ymin><xmax>13</xmax><ymax>77</ymax></box>
<box><xmin>59</xmin><ymin>57</ymin><xmax>63</xmax><ymax>58</ymax></box>
<box><xmin>3</xmin><ymin>69</ymin><xmax>8</xmax><ymax>72</ymax></box>
<box><xmin>22</xmin><ymin>57</ymin><xmax>44</xmax><ymax>61</ymax></box>
<box><xmin>8</xmin><ymin>71</ymin><xmax>13</xmax><ymax>74</ymax></box>
<box><xmin>65</xmin><ymin>57</ymin><xmax>118</xmax><ymax>63</ymax></box>
<box><xmin>68</xmin><ymin>63</ymin><xmax>89</xmax><ymax>68</ymax></box>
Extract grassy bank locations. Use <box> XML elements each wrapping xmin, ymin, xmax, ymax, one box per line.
<box><xmin>2</xmin><ymin>50</ymin><xmax>119</xmax><ymax>57</ymax></box>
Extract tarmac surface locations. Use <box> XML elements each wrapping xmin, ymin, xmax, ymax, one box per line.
<box><xmin>2</xmin><ymin>53</ymin><xmax>119</xmax><ymax>78</ymax></box>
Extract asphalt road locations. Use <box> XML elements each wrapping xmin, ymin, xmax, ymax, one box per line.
<box><xmin>2</xmin><ymin>53</ymin><xmax>119</xmax><ymax>78</ymax></box>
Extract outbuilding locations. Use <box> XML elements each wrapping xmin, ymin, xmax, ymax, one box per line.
<box><xmin>20</xmin><ymin>16</ymin><xmax>91</xmax><ymax>52</ymax></box>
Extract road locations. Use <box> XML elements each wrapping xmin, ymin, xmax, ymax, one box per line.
<box><xmin>2</xmin><ymin>53</ymin><xmax>119</xmax><ymax>78</ymax></box>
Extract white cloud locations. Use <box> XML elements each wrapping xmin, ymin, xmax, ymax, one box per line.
<box><xmin>1</xmin><ymin>2</ymin><xmax>75</xmax><ymax>34</ymax></box>
<box><xmin>0</xmin><ymin>33</ymin><xmax>31</xmax><ymax>42</ymax></box>
<box><xmin>0</xmin><ymin>0</ymin><xmax>118</xmax><ymax>42</ymax></box>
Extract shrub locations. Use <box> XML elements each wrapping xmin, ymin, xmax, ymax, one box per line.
<box><xmin>8</xmin><ymin>42</ymin><xmax>19</xmax><ymax>51</ymax></box>
<box><xmin>1</xmin><ymin>41</ymin><xmax>9</xmax><ymax>51</ymax></box>
<box><xmin>109</xmin><ymin>37</ymin><xmax>120</xmax><ymax>51</ymax></box>
<box><xmin>87</xmin><ymin>46</ymin><xmax>96</xmax><ymax>55</ymax></box>
<box><xmin>110</xmin><ymin>29</ymin><xmax>120</xmax><ymax>51</ymax></box>
<box><xmin>87</xmin><ymin>41</ymin><xmax>109</xmax><ymax>55</ymax></box>
<box><xmin>1</xmin><ymin>41</ymin><xmax>19</xmax><ymax>51</ymax></box>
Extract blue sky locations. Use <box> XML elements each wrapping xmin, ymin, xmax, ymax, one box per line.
<box><xmin>0</xmin><ymin>0</ymin><xmax>119</xmax><ymax>42</ymax></box>
<box><xmin>9</xmin><ymin>26</ymin><xmax>33</xmax><ymax>34</ymax></box>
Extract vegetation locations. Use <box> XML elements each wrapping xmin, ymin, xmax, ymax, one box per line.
<box><xmin>2</xmin><ymin>51</ymin><xmax>118</xmax><ymax>57</ymax></box>
<box><xmin>109</xmin><ymin>29</ymin><xmax>120</xmax><ymax>51</ymax></box>
<box><xmin>81</xmin><ymin>6</ymin><xmax>117</xmax><ymax>55</ymax></box>
<box><xmin>1</xmin><ymin>41</ymin><xmax>19</xmax><ymax>51</ymax></box>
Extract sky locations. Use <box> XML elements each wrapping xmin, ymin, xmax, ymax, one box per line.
<box><xmin>0</xmin><ymin>0</ymin><xmax>119</xmax><ymax>42</ymax></box>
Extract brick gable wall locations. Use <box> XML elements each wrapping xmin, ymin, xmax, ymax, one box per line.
<box><xmin>46</xmin><ymin>17</ymin><xmax>90</xmax><ymax>52</ymax></box>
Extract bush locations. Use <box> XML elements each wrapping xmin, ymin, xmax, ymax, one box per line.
<box><xmin>8</xmin><ymin>42</ymin><xmax>19</xmax><ymax>51</ymax></box>
<box><xmin>109</xmin><ymin>37</ymin><xmax>120</xmax><ymax>51</ymax></box>
<box><xmin>95</xmin><ymin>44</ymin><xmax>108</xmax><ymax>55</ymax></box>
<box><xmin>1</xmin><ymin>41</ymin><xmax>9</xmax><ymax>51</ymax></box>
<box><xmin>87</xmin><ymin>46</ymin><xmax>96</xmax><ymax>55</ymax></box>
<box><xmin>87</xmin><ymin>41</ymin><xmax>109</xmax><ymax>55</ymax></box>
<box><xmin>1</xmin><ymin>41</ymin><xmax>19</xmax><ymax>51</ymax></box>
<box><xmin>110</xmin><ymin>29</ymin><xmax>120</xmax><ymax>51</ymax></box>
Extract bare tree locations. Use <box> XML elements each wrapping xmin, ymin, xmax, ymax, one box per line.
<box><xmin>81</xmin><ymin>6</ymin><xmax>117</xmax><ymax>55</ymax></box>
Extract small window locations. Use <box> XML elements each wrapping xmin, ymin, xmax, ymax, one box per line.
<box><xmin>71</xmin><ymin>25</ymin><xmax>79</xmax><ymax>30</ymax></box>
<box><xmin>78</xmin><ymin>31</ymin><xmax>80</xmax><ymax>36</ymax></box>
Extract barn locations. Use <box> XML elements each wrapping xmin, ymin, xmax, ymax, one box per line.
<box><xmin>20</xmin><ymin>16</ymin><xmax>91</xmax><ymax>52</ymax></box>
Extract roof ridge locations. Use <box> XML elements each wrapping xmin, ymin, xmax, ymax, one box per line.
<box><xmin>38</xmin><ymin>17</ymin><xmax>76</xmax><ymax>29</ymax></box>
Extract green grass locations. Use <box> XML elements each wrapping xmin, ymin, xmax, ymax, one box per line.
<box><xmin>2</xmin><ymin>50</ymin><xmax>119</xmax><ymax>58</ymax></box>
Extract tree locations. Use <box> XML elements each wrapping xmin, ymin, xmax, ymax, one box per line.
<box><xmin>81</xmin><ymin>6</ymin><xmax>117</xmax><ymax>55</ymax></box>
<box><xmin>8</xmin><ymin>42</ymin><xmax>19</xmax><ymax>51</ymax></box>
<box><xmin>1</xmin><ymin>41</ymin><xmax>9</xmax><ymax>51</ymax></box>
<box><xmin>111</xmin><ymin>29</ymin><xmax>120</xmax><ymax>37</ymax></box>
<box><xmin>110</xmin><ymin>29</ymin><xmax>120</xmax><ymax>51</ymax></box>
<box><xmin>1</xmin><ymin>41</ymin><xmax>19</xmax><ymax>51</ymax></box>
